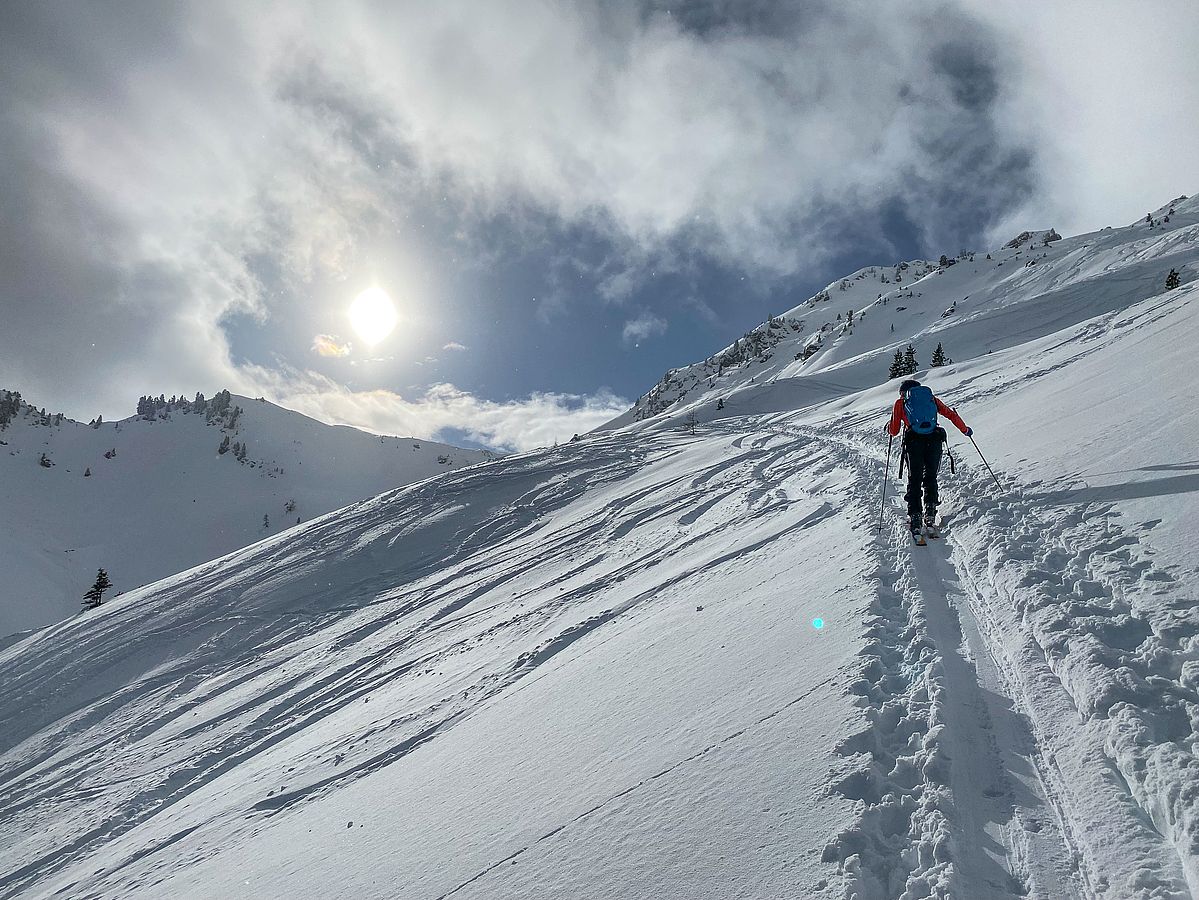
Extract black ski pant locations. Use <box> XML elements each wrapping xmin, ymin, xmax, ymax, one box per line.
<box><xmin>903</xmin><ymin>430</ymin><xmax>944</xmax><ymax>522</ymax></box>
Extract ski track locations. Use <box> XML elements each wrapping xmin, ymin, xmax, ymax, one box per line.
<box><xmin>0</xmin><ymin>428</ymin><xmax>852</xmax><ymax>898</ymax></box>
<box><xmin>952</xmin><ymin>470</ymin><xmax>1198</xmax><ymax>898</ymax></box>
<box><xmin>737</xmin><ymin>419</ymin><xmax>1195</xmax><ymax>899</ymax></box>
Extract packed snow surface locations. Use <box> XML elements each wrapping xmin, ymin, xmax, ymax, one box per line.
<box><xmin>1</xmin><ymin>198</ymin><xmax>1197</xmax><ymax>899</ymax></box>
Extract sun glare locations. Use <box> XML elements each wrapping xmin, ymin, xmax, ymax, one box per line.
<box><xmin>349</xmin><ymin>287</ymin><xmax>399</xmax><ymax>346</ymax></box>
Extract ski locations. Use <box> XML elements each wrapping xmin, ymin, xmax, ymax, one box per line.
<box><xmin>924</xmin><ymin>517</ymin><xmax>941</xmax><ymax>539</ymax></box>
<box><xmin>910</xmin><ymin>525</ymin><xmax>927</xmax><ymax>546</ymax></box>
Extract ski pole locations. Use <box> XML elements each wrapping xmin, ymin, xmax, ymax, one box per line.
<box><xmin>969</xmin><ymin>435</ymin><xmax>1003</xmax><ymax>490</ymax></box>
<box><xmin>877</xmin><ymin>433</ymin><xmax>893</xmax><ymax>533</ymax></box>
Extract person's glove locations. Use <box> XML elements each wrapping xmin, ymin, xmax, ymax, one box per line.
<box><xmin>965</xmin><ymin>427</ymin><xmax>973</xmax><ymax>437</ymax></box>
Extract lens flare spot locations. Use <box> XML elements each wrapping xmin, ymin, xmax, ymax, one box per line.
<box><xmin>812</xmin><ymin>617</ymin><xmax>825</xmax><ymax>630</ymax></box>
<box><xmin>349</xmin><ymin>287</ymin><xmax>398</xmax><ymax>346</ymax></box>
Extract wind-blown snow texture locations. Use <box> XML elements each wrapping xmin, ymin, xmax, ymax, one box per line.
<box><xmin>0</xmin><ymin>394</ymin><xmax>491</xmax><ymax>638</ymax></box>
<box><xmin>1</xmin><ymin>197</ymin><xmax>1196</xmax><ymax>899</ymax></box>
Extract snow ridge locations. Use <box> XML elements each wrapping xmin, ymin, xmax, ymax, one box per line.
<box><xmin>954</xmin><ymin>472</ymin><xmax>1198</xmax><ymax>897</ymax></box>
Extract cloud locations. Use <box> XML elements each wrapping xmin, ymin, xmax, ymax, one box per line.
<box><xmin>243</xmin><ymin>366</ymin><xmax>627</xmax><ymax>452</ymax></box>
<box><xmin>622</xmin><ymin>311</ymin><xmax>668</xmax><ymax>345</ymax></box>
<box><xmin>311</xmin><ymin>334</ymin><xmax>352</xmax><ymax>357</ymax></box>
<box><xmin>302</xmin><ymin>1</ymin><xmax>1040</xmax><ymax>271</ymax></box>
<box><xmin>1</xmin><ymin>0</ymin><xmax>1194</xmax><ymax>435</ymax></box>
<box><xmin>442</xmin><ymin>341</ymin><xmax>468</xmax><ymax>351</ymax></box>
<box><xmin>960</xmin><ymin>0</ymin><xmax>1199</xmax><ymax>241</ymax></box>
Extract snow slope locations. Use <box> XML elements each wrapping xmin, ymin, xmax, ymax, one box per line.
<box><xmin>1</xmin><ymin>197</ymin><xmax>1197</xmax><ymax>899</ymax></box>
<box><xmin>0</xmin><ymin>392</ymin><xmax>491</xmax><ymax>638</ymax></box>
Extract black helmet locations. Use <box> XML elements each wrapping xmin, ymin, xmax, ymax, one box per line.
<box><xmin>899</xmin><ymin>379</ymin><xmax>921</xmax><ymax>395</ymax></box>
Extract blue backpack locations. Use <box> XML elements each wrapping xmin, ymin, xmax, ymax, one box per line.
<box><xmin>903</xmin><ymin>385</ymin><xmax>938</xmax><ymax>435</ymax></box>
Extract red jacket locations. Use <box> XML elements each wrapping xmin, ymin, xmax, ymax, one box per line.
<box><xmin>887</xmin><ymin>395</ymin><xmax>968</xmax><ymax>437</ymax></box>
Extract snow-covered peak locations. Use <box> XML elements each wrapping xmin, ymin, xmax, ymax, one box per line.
<box><xmin>0</xmin><ymin>388</ymin><xmax>493</xmax><ymax>637</ymax></box>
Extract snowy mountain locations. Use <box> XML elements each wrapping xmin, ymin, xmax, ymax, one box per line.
<box><xmin>1</xmin><ymin>196</ymin><xmax>1197</xmax><ymax>899</ymax></box>
<box><xmin>0</xmin><ymin>390</ymin><xmax>493</xmax><ymax>638</ymax></box>
<box><xmin>607</xmin><ymin>195</ymin><xmax>1194</xmax><ymax>431</ymax></box>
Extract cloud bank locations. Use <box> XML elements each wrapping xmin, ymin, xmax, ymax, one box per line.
<box><xmin>245</xmin><ymin>367</ymin><xmax>627</xmax><ymax>452</ymax></box>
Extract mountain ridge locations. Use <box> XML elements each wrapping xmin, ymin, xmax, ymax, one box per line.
<box><xmin>606</xmin><ymin>194</ymin><xmax>1193</xmax><ymax>431</ymax></box>
<box><xmin>0</xmin><ymin>387</ymin><xmax>494</xmax><ymax>637</ymax></box>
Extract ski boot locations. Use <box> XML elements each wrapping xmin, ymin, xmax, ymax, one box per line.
<box><xmin>909</xmin><ymin>517</ymin><xmax>927</xmax><ymax>546</ymax></box>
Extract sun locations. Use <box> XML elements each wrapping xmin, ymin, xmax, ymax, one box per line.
<box><xmin>349</xmin><ymin>287</ymin><xmax>399</xmax><ymax>346</ymax></box>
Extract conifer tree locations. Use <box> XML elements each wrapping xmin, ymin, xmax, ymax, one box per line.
<box><xmin>1166</xmin><ymin>268</ymin><xmax>1181</xmax><ymax>290</ymax></box>
<box><xmin>931</xmin><ymin>342</ymin><xmax>946</xmax><ymax>367</ymax></box>
<box><xmin>903</xmin><ymin>344</ymin><xmax>918</xmax><ymax>375</ymax></box>
<box><xmin>888</xmin><ymin>350</ymin><xmax>904</xmax><ymax>379</ymax></box>
<box><xmin>83</xmin><ymin>569</ymin><xmax>112</xmax><ymax>610</ymax></box>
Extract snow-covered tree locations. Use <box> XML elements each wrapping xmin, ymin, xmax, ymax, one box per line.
<box><xmin>888</xmin><ymin>350</ymin><xmax>904</xmax><ymax>379</ymax></box>
<box><xmin>931</xmin><ymin>343</ymin><xmax>946</xmax><ymax>367</ymax></box>
<box><xmin>1166</xmin><ymin>268</ymin><xmax>1181</xmax><ymax>290</ymax></box>
<box><xmin>82</xmin><ymin>569</ymin><xmax>112</xmax><ymax>610</ymax></box>
<box><xmin>903</xmin><ymin>345</ymin><xmax>918</xmax><ymax>375</ymax></box>
<box><xmin>84</xmin><ymin>467</ymin><xmax>91</xmax><ymax>477</ymax></box>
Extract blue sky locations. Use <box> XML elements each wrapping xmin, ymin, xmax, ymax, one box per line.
<box><xmin>2</xmin><ymin>1</ymin><xmax>1197</xmax><ymax>450</ymax></box>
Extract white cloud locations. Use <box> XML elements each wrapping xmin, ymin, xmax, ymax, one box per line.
<box><xmin>622</xmin><ymin>311</ymin><xmax>667</xmax><ymax>345</ymax></box>
<box><xmin>312</xmin><ymin>334</ymin><xmax>352</xmax><ymax>357</ymax></box>
<box><xmin>442</xmin><ymin>341</ymin><xmax>468</xmax><ymax>351</ymax></box>
<box><xmin>242</xmin><ymin>366</ymin><xmax>627</xmax><ymax>452</ymax></box>
<box><xmin>961</xmin><ymin>0</ymin><xmax>1199</xmax><ymax>241</ymax></box>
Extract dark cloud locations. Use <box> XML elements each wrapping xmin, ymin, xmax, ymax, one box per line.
<box><xmin>932</xmin><ymin>39</ymin><xmax>1000</xmax><ymax>112</ymax></box>
<box><xmin>273</xmin><ymin>57</ymin><xmax>421</xmax><ymax>178</ymax></box>
<box><xmin>640</xmin><ymin>0</ymin><xmax>816</xmax><ymax>38</ymax></box>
